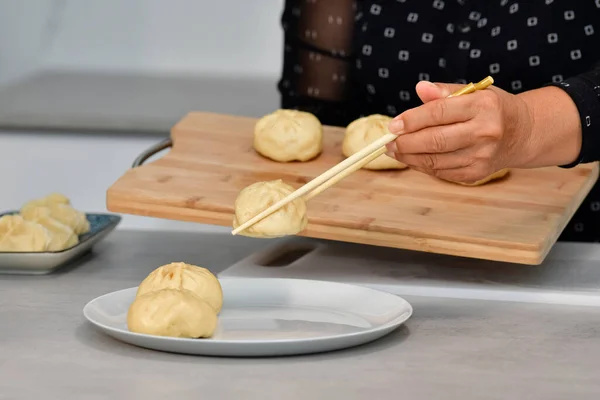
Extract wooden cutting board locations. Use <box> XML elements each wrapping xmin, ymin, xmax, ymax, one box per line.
<box><xmin>106</xmin><ymin>111</ymin><xmax>599</xmax><ymax>265</ymax></box>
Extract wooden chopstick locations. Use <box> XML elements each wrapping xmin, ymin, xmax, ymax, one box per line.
<box><xmin>302</xmin><ymin>76</ymin><xmax>495</xmax><ymax>202</ymax></box>
<box><xmin>231</xmin><ymin>135</ymin><xmax>395</xmax><ymax>235</ymax></box>
<box><xmin>232</xmin><ymin>76</ymin><xmax>494</xmax><ymax>235</ymax></box>
<box><xmin>303</xmin><ymin>146</ymin><xmax>387</xmax><ymax>201</ymax></box>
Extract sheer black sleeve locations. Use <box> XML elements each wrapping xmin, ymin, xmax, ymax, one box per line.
<box><xmin>549</xmin><ymin>62</ymin><xmax>600</xmax><ymax>167</ymax></box>
<box><xmin>278</xmin><ymin>0</ymin><xmax>358</xmax><ymax>127</ymax></box>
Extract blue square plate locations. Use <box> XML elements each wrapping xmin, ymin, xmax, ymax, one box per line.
<box><xmin>0</xmin><ymin>212</ymin><xmax>121</xmax><ymax>275</ymax></box>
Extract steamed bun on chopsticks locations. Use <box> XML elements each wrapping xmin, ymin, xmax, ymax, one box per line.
<box><xmin>233</xmin><ymin>180</ymin><xmax>308</xmax><ymax>238</ymax></box>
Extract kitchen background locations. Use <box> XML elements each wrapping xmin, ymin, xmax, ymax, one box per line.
<box><xmin>1</xmin><ymin>0</ymin><xmax>284</xmax><ymax>232</ymax></box>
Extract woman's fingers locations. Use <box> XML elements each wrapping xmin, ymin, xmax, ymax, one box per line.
<box><xmin>385</xmin><ymin>122</ymin><xmax>474</xmax><ymax>154</ymax></box>
<box><xmin>383</xmin><ymin>82</ymin><xmax>513</xmax><ymax>184</ymax></box>
<box><xmin>391</xmin><ymin>148</ymin><xmax>475</xmax><ymax>171</ymax></box>
<box><xmin>415</xmin><ymin>81</ymin><xmax>462</xmax><ymax>103</ymax></box>
<box><xmin>388</xmin><ymin>94</ymin><xmax>476</xmax><ymax>134</ymax></box>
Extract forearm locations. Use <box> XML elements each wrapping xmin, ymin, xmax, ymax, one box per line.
<box><xmin>516</xmin><ymin>86</ymin><xmax>582</xmax><ymax>168</ymax></box>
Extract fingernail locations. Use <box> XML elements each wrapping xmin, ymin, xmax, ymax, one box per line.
<box><xmin>388</xmin><ymin>119</ymin><xmax>404</xmax><ymax>133</ymax></box>
<box><xmin>385</xmin><ymin>142</ymin><xmax>398</xmax><ymax>153</ymax></box>
<box><xmin>385</xmin><ymin>151</ymin><xmax>396</xmax><ymax>159</ymax></box>
<box><xmin>421</xmin><ymin>80</ymin><xmax>437</xmax><ymax>88</ymax></box>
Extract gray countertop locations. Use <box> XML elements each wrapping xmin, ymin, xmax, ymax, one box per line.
<box><xmin>2</xmin><ymin>230</ymin><xmax>600</xmax><ymax>400</ymax></box>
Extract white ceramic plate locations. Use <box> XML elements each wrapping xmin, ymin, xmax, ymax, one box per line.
<box><xmin>83</xmin><ymin>278</ymin><xmax>412</xmax><ymax>357</ymax></box>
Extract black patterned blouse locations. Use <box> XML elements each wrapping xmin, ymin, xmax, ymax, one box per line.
<box><xmin>278</xmin><ymin>0</ymin><xmax>600</xmax><ymax>242</ymax></box>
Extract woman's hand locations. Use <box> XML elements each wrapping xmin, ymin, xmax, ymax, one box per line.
<box><xmin>386</xmin><ymin>81</ymin><xmax>582</xmax><ymax>184</ymax></box>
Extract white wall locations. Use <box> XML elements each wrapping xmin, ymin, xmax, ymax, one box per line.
<box><xmin>45</xmin><ymin>0</ymin><xmax>284</xmax><ymax>77</ymax></box>
<box><xmin>1</xmin><ymin>0</ymin><xmax>284</xmax><ymax>81</ymax></box>
<box><xmin>0</xmin><ymin>0</ymin><xmax>55</xmax><ymax>84</ymax></box>
<box><xmin>0</xmin><ymin>0</ymin><xmax>285</xmax><ymax>232</ymax></box>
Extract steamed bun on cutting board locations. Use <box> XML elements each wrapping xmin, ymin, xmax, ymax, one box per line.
<box><xmin>445</xmin><ymin>168</ymin><xmax>510</xmax><ymax>186</ymax></box>
<box><xmin>233</xmin><ymin>180</ymin><xmax>308</xmax><ymax>238</ymax></box>
<box><xmin>127</xmin><ymin>289</ymin><xmax>217</xmax><ymax>338</ymax></box>
<box><xmin>136</xmin><ymin>262</ymin><xmax>223</xmax><ymax>313</ymax></box>
<box><xmin>128</xmin><ymin>262</ymin><xmax>223</xmax><ymax>338</ymax></box>
<box><xmin>254</xmin><ymin>109</ymin><xmax>323</xmax><ymax>162</ymax></box>
<box><xmin>0</xmin><ymin>215</ymin><xmax>51</xmax><ymax>252</ymax></box>
<box><xmin>343</xmin><ymin>114</ymin><xmax>407</xmax><ymax>170</ymax></box>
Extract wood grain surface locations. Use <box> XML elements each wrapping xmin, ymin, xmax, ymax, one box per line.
<box><xmin>106</xmin><ymin>112</ymin><xmax>599</xmax><ymax>264</ymax></box>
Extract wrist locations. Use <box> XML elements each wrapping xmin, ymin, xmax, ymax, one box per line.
<box><xmin>515</xmin><ymin>87</ymin><xmax>582</xmax><ymax>168</ymax></box>
<box><xmin>508</xmin><ymin>93</ymin><xmax>537</xmax><ymax>168</ymax></box>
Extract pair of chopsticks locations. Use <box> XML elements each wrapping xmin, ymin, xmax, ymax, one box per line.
<box><xmin>232</xmin><ymin>76</ymin><xmax>494</xmax><ymax>235</ymax></box>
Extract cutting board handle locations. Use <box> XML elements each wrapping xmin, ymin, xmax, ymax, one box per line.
<box><xmin>131</xmin><ymin>138</ymin><xmax>173</xmax><ymax>168</ymax></box>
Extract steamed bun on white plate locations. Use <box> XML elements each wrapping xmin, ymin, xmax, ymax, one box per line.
<box><xmin>232</xmin><ymin>179</ymin><xmax>308</xmax><ymax>238</ymax></box>
<box><xmin>128</xmin><ymin>262</ymin><xmax>223</xmax><ymax>338</ymax></box>
<box><xmin>127</xmin><ymin>289</ymin><xmax>218</xmax><ymax>338</ymax></box>
<box><xmin>136</xmin><ymin>262</ymin><xmax>223</xmax><ymax>313</ymax></box>
<box><xmin>254</xmin><ymin>109</ymin><xmax>323</xmax><ymax>162</ymax></box>
<box><xmin>0</xmin><ymin>215</ymin><xmax>51</xmax><ymax>252</ymax></box>
<box><xmin>343</xmin><ymin>114</ymin><xmax>407</xmax><ymax>170</ymax></box>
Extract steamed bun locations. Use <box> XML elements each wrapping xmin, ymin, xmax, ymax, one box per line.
<box><xmin>127</xmin><ymin>289</ymin><xmax>218</xmax><ymax>338</ymax></box>
<box><xmin>448</xmin><ymin>168</ymin><xmax>510</xmax><ymax>186</ymax></box>
<box><xmin>0</xmin><ymin>215</ymin><xmax>51</xmax><ymax>252</ymax></box>
<box><xmin>254</xmin><ymin>109</ymin><xmax>323</xmax><ymax>162</ymax></box>
<box><xmin>21</xmin><ymin>207</ymin><xmax>78</xmax><ymax>251</ymax></box>
<box><xmin>21</xmin><ymin>193</ymin><xmax>70</xmax><ymax>209</ymax></box>
<box><xmin>342</xmin><ymin>114</ymin><xmax>407</xmax><ymax>170</ymax></box>
<box><xmin>136</xmin><ymin>262</ymin><xmax>223</xmax><ymax>313</ymax></box>
<box><xmin>233</xmin><ymin>180</ymin><xmax>308</xmax><ymax>238</ymax></box>
<box><xmin>21</xmin><ymin>204</ymin><xmax>90</xmax><ymax>235</ymax></box>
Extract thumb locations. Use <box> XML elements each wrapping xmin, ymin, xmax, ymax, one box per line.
<box><xmin>416</xmin><ymin>81</ymin><xmax>464</xmax><ymax>103</ymax></box>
